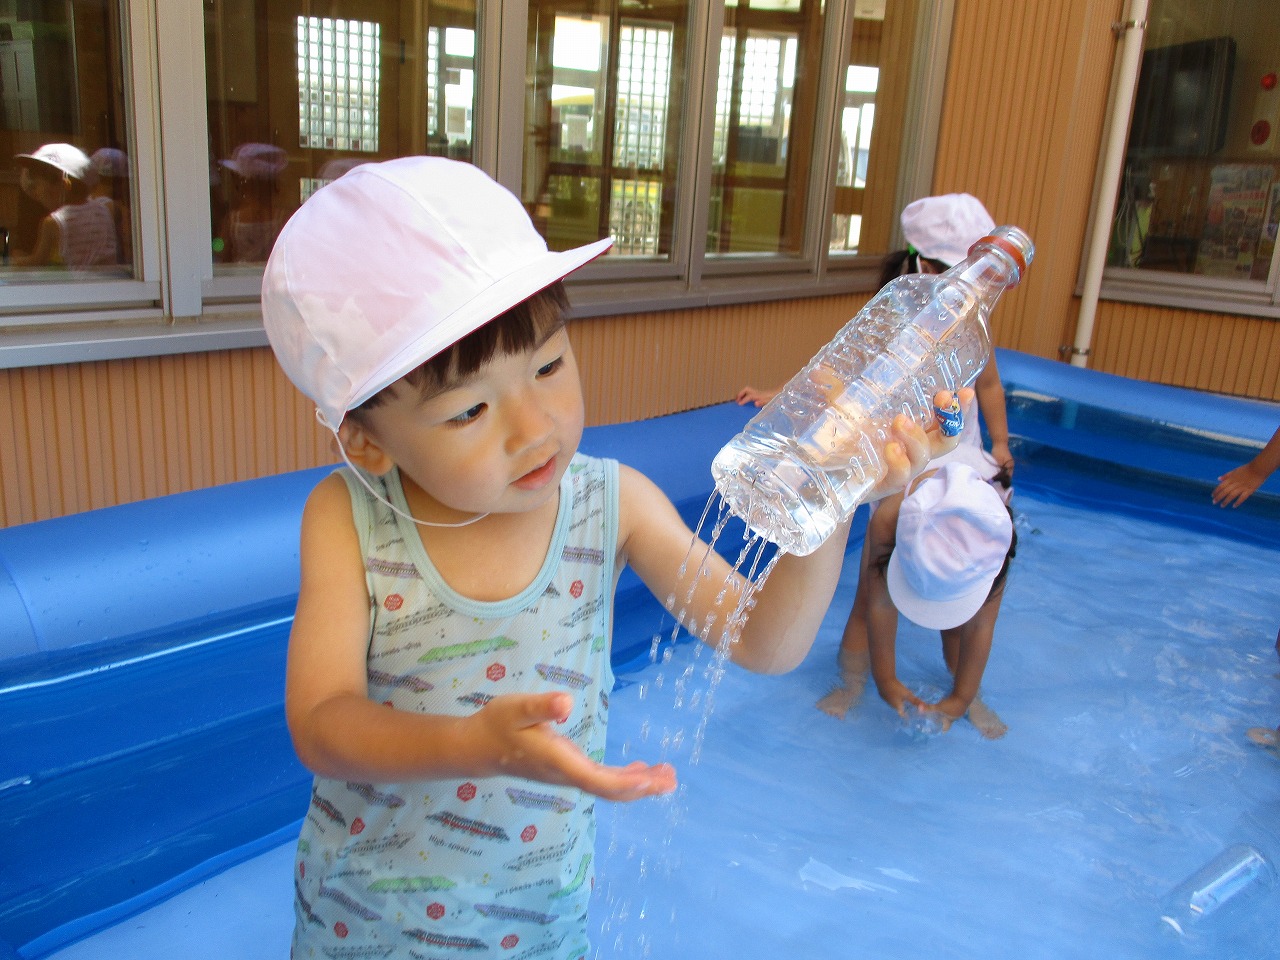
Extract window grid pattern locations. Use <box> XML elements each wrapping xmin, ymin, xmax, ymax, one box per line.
<box><xmin>712</xmin><ymin>34</ymin><xmax>786</xmax><ymax>163</ymax></box>
<box><xmin>297</xmin><ymin>17</ymin><xmax>381</xmax><ymax>151</ymax></box>
<box><xmin>609</xmin><ymin>22</ymin><xmax>672</xmax><ymax>255</ymax></box>
<box><xmin>613</xmin><ymin>23</ymin><xmax>671</xmax><ymax>169</ymax></box>
<box><xmin>427</xmin><ymin>27</ymin><xmax>440</xmax><ymax>138</ymax></box>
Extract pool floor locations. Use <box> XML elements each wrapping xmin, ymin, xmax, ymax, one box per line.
<box><xmin>45</xmin><ymin>485</ymin><xmax>1280</xmax><ymax>960</ymax></box>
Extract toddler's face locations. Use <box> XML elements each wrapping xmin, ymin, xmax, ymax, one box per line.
<box><xmin>358</xmin><ymin>326</ymin><xmax>585</xmax><ymax>522</ymax></box>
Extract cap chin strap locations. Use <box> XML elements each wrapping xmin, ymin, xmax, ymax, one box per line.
<box><xmin>316</xmin><ymin>407</ymin><xmax>491</xmax><ymax>529</ymax></box>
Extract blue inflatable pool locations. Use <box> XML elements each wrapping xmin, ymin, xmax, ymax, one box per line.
<box><xmin>2</xmin><ymin>349</ymin><xmax>1277</xmax><ymax>957</ymax></box>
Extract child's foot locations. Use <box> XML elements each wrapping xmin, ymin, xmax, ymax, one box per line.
<box><xmin>966</xmin><ymin>695</ymin><xmax>1008</xmax><ymax>740</ymax></box>
<box><xmin>1246</xmin><ymin>726</ymin><xmax>1278</xmax><ymax>750</ymax></box>
<box><xmin>816</xmin><ymin>682</ymin><xmax>862</xmax><ymax>719</ymax></box>
<box><xmin>816</xmin><ymin>661</ymin><xmax>868</xmax><ymax>719</ymax></box>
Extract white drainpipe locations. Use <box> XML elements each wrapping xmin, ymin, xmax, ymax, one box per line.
<box><xmin>1071</xmin><ymin>0</ymin><xmax>1149</xmax><ymax>367</ymax></box>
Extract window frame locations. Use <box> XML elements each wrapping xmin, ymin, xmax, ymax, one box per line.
<box><xmin>0</xmin><ymin>0</ymin><xmax>954</xmax><ymax>369</ymax></box>
<box><xmin>1095</xmin><ymin>9</ymin><xmax>1280</xmax><ymax>322</ymax></box>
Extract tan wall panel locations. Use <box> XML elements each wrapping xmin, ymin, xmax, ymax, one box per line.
<box><xmin>0</xmin><ymin>296</ymin><xmax>864</xmax><ymax>527</ymax></box>
<box><xmin>6</xmin><ymin>0</ymin><xmax>1279</xmax><ymax>529</ymax></box>
<box><xmin>1089</xmin><ymin>300</ymin><xmax>1280</xmax><ymax>399</ymax></box>
<box><xmin>935</xmin><ymin>0</ymin><xmax>1123</xmax><ymax>362</ymax></box>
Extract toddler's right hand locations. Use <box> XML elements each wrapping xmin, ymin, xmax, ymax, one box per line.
<box><xmin>472</xmin><ymin>692</ymin><xmax>677</xmax><ymax>802</ymax></box>
<box><xmin>735</xmin><ymin>385</ymin><xmax>779</xmax><ymax>407</ymax></box>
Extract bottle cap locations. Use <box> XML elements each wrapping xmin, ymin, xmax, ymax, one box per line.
<box><xmin>971</xmin><ymin>232</ymin><xmax>1028</xmax><ymax>279</ymax></box>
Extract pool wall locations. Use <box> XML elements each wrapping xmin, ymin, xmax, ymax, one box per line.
<box><xmin>2</xmin><ymin>349</ymin><xmax>1278</xmax><ymax>958</ymax></box>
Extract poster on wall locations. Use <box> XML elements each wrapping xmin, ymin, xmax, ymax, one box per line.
<box><xmin>1195</xmin><ymin>164</ymin><xmax>1274</xmax><ymax>278</ymax></box>
<box><xmin>1252</xmin><ymin>180</ymin><xmax>1280</xmax><ymax>282</ymax></box>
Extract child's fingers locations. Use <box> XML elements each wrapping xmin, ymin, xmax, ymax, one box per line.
<box><xmin>584</xmin><ymin>760</ymin><xmax>678</xmax><ymax>802</ymax></box>
<box><xmin>512</xmin><ymin>691</ymin><xmax>573</xmax><ymax>726</ymax></box>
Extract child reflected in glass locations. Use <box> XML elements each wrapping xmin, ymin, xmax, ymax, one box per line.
<box><xmin>10</xmin><ymin>143</ymin><xmax>121</xmax><ymax>269</ymax></box>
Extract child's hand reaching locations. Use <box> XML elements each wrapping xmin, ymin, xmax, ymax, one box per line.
<box><xmin>865</xmin><ymin>387</ymin><xmax>974</xmax><ymax>501</ymax></box>
<box><xmin>877</xmin><ymin>677</ymin><xmax>927</xmax><ymax>719</ymax></box>
<box><xmin>470</xmin><ymin>691</ymin><xmax>677</xmax><ymax>802</ymax></box>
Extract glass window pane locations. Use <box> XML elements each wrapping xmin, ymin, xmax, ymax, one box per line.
<box><xmin>522</xmin><ymin>0</ymin><xmax>690</xmax><ymax>260</ymax></box>
<box><xmin>708</xmin><ymin>0</ymin><xmax>816</xmax><ymax>256</ymax></box>
<box><xmin>206</xmin><ymin>0</ymin><xmax>477</xmax><ymax>274</ymax></box>
<box><xmin>828</xmin><ymin>1</ymin><xmax>921</xmax><ymax>257</ymax></box>
<box><xmin>1109</xmin><ymin>0</ymin><xmax>1278</xmax><ymax>285</ymax></box>
<box><xmin>1</xmin><ymin>0</ymin><xmax>133</xmax><ymax>281</ymax></box>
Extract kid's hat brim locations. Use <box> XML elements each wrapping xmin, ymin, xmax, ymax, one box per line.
<box><xmin>885</xmin><ymin>462</ymin><xmax>1013</xmax><ymax>630</ymax></box>
<box><xmin>262</xmin><ymin>157</ymin><xmax>611</xmax><ymax>429</ymax></box>
<box><xmin>16</xmin><ymin>143</ymin><xmax>95</xmax><ymax>183</ymax></box>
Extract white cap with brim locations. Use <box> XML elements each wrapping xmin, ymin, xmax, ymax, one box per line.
<box><xmin>886</xmin><ymin>462</ymin><xmax>1013</xmax><ymax>630</ymax></box>
<box><xmin>262</xmin><ymin>157</ymin><xmax>612</xmax><ymax>430</ymax></box>
<box><xmin>15</xmin><ymin>143</ymin><xmax>95</xmax><ymax>183</ymax></box>
<box><xmin>900</xmin><ymin>193</ymin><xmax>996</xmax><ymax>268</ymax></box>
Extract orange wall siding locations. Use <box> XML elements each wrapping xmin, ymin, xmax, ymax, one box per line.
<box><xmin>5</xmin><ymin>0</ymin><xmax>1280</xmax><ymax>527</ymax></box>
<box><xmin>1</xmin><ymin>295</ymin><xmax>864</xmax><ymax>526</ymax></box>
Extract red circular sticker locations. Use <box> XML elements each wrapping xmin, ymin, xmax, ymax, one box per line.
<box><xmin>1252</xmin><ymin>119</ymin><xmax>1272</xmax><ymax>145</ymax></box>
<box><xmin>521</xmin><ymin>825</ymin><xmax>537</xmax><ymax>842</ymax></box>
<box><xmin>569</xmin><ymin>579</ymin><xmax>584</xmax><ymax>598</ymax></box>
<box><xmin>427</xmin><ymin>902</ymin><xmax>445</xmax><ymax>920</ymax></box>
<box><xmin>501</xmin><ymin>934</ymin><xmax>519</xmax><ymax>949</ymax></box>
<box><xmin>457</xmin><ymin>782</ymin><xmax>477</xmax><ymax>802</ymax></box>
<box><xmin>350</xmin><ymin>817</ymin><xmax>365</xmax><ymax>835</ymax></box>
<box><xmin>384</xmin><ymin>594</ymin><xmax>404</xmax><ymax>611</ymax></box>
<box><xmin>334</xmin><ymin>922</ymin><xmax>349</xmax><ymax>938</ymax></box>
<box><xmin>486</xmin><ymin>663</ymin><xmax>506</xmax><ymax>682</ymax></box>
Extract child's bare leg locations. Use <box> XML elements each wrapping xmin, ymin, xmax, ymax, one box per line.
<box><xmin>1246</xmin><ymin>726</ymin><xmax>1278</xmax><ymax>749</ymax></box>
<box><xmin>817</xmin><ymin>546</ymin><xmax>872</xmax><ymax>719</ymax></box>
<box><xmin>965</xmin><ymin>695</ymin><xmax>1008</xmax><ymax>740</ymax></box>
<box><xmin>816</xmin><ymin>643</ymin><xmax>870</xmax><ymax>719</ymax></box>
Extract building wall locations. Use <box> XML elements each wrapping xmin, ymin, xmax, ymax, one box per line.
<box><xmin>4</xmin><ymin>0</ymin><xmax>1279</xmax><ymax>527</ymax></box>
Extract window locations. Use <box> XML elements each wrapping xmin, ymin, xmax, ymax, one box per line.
<box><xmin>0</xmin><ymin>0</ymin><xmax>949</xmax><ymax>366</ymax></box>
<box><xmin>0</xmin><ymin>0</ymin><xmax>133</xmax><ymax>280</ymax></box>
<box><xmin>1103</xmin><ymin>0</ymin><xmax>1280</xmax><ymax>317</ymax></box>
<box><xmin>522</xmin><ymin>3</ymin><xmax>685</xmax><ymax>261</ymax></box>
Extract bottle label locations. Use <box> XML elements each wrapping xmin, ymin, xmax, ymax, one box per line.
<box><xmin>936</xmin><ymin>397</ymin><xmax>963</xmax><ymax>437</ymax></box>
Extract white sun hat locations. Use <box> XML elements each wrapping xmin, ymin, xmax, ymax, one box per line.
<box><xmin>886</xmin><ymin>462</ymin><xmax>1013</xmax><ymax>630</ymax></box>
<box><xmin>220</xmin><ymin>142</ymin><xmax>289</xmax><ymax>180</ymax></box>
<box><xmin>262</xmin><ymin>156</ymin><xmax>612</xmax><ymax>430</ymax></box>
<box><xmin>15</xmin><ymin>143</ymin><xmax>95</xmax><ymax>183</ymax></box>
<box><xmin>900</xmin><ymin>193</ymin><xmax>996</xmax><ymax>267</ymax></box>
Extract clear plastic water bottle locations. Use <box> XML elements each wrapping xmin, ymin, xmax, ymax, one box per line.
<box><xmin>712</xmin><ymin>225</ymin><xmax>1034</xmax><ymax>556</ymax></box>
<box><xmin>1158</xmin><ymin>843</ymin><xmax>1275</xmax><ymax>936</ymax></box>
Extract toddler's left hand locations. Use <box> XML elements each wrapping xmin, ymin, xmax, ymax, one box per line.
<box><xmin>866</xmin><ymin>387</ymin><xmax>974</xmax><ymax>501</ymax></box>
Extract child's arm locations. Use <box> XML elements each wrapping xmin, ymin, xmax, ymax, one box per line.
<box><xmin>860</xmin><ymin>498</ymin><xmax>926</xmax><ymax>717</ymax></box>
<box><xmin>620</xmin><ymin>404</ymin><xmax>958</xmax><ymax>675</ymax></box>
<box><xmin>1212</xmin><ymin>425</ymin><xmax>1280</xmax><ymax>508</ymax></box>
<box><xmin>9</xmin><ymin>216</ymin><xmax>58</xmax><ymax>267</ymax></box>
<box><xmin>928</xmin><ymin>595</ymin><xmax>1002</xmax><ymax>728</ymax></box>
<box><xmin>285</xmin><ymin>473</ymin><xmax>675</xmax><ymax>800</ymax></box>
<box><xmin>974</xmin><ymin>359</ymin><xmax>1013</xmax><ymax>471</ymax></box>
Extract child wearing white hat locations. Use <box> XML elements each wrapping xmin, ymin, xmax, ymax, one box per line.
<box><xmin>823</xmin><ymin>460</ymin><xmax>1016</xmax><ymax>739</ymax></box>
<box><xmin>262</xmin><ymin>156</ymin><xmax>960</xmax><ymax>957</ymax></box>
<box><xmin>11</xmin><ymin>143</ymin><xmax>120</xmax><ymax>269</ymax></box>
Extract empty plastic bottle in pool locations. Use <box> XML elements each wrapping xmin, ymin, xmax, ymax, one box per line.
<box><xmin>1158</xmin><ymin>843</ymin><xmax>1276</xmax><ymax>936</ymax></box>
<box><xmin>711</xmin><ymin>225</ymin><xmax>1034</xmax><ymax>556</ymax></box>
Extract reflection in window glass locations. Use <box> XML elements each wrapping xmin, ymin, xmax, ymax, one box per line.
<box><xmin>825</xmin><ymin>2</ymin><xmax>927</xmax><ymax>261</ymax></box>
<box><xmin>297</xmin><ymin>18</ymin><xmax>381</xmax><ymax>152</ymax></box>
<box><xmin>523</xmin><ymin>0</ymin><xmax>688</xmax><ymax>259</ymax></box>
<box><xmin>708</xmin><ymin>0</ymin><xmax>811</xmax><ymax>256</ymax></box>
<box><xmin>1</xmin><ymin>0</ymin><xmax>132</xmax><ymax>280</ymax></box>
<box><xmin>830</xmin><ymin>65</ymin><xmax>877</xmax><ymax>252</ymax></box>
<box><xmin>1109</xmin><ymin>0</ymin><xmax>1277</xmax><ymax>284</ymax></box>
<box><xmin>206</xmin><ymin>0</ymin><xmax>477</xmax><ymax>272</ymax></box>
